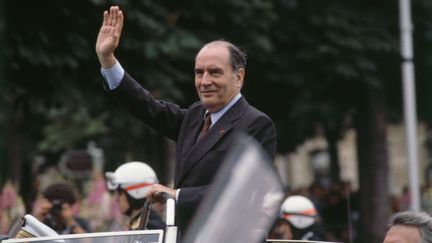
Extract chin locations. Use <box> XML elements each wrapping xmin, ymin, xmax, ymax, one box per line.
<box><xmin>201</xmin><ymin>99</ymin><xmax>213</xmax><ymax>107</ymax></box>
<box><xmin>201</xmin><ymin>99</ymin><xmax>223</xmax><ymax>112</ymax></box>
<box><xmin>202</xmin><ymin>103</ymin><xmax>214</xmax><ymax>110</ymax></box>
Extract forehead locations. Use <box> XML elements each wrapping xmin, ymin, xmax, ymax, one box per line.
<box><xmin>195</xmin><ymin>44</ymin><xmax>230</xmax><ymax>67</ymax></box>
<box><xmin>385</xmin><ymin>225</ymin><xmax>421</xmax><ymax>243</ymax></box>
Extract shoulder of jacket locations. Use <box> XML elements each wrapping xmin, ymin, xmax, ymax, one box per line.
<box><xmin>188</xmin><ymin>101</ymin><xmax>202</xmax><ymax>109</ymax></box>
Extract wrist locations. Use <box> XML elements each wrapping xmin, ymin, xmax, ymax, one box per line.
<box><xmin>65</xmin><ymin>218</ymin><xmax>77</xmax><ymax>226</ymax></box>
<box><xmin>68</xmin><ymin>223</ymin><xmax>79</xmax><ymax>232</ymax></box>
<box><xmin>97</xmin><ymin>54</ymin><xmax>117</xmax><ymax>69</ymax></box>
<box><xmin>67</xmin><ymin>219</ymin><xmax>79</xmax><ymax>229</ymax></box>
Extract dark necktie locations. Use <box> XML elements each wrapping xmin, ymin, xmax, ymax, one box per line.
<box><xmin>197</xmin><ymin>113</ymin><xmax>212</xmax><ymax>141</ymax></box>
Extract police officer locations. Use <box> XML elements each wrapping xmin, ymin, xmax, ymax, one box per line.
<box><xmin>271</xmin><ymin>195</ymin><xmax>324</xmax><ymax>240</ymax></box>
<box><xmin>105</xmin><ymin>161</ymin><xmax>166</xmax><ymax>230</ymax></box>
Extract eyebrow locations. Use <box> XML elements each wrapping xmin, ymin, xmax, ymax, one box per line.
<box><xmin>208</xmin><ymin>67</ymin><xmax>223</xmax><ymax>72</ymax></box>
<box><xmin>195</xmin><ymin>66</ymin><xmax>223</xmax><ymax>70</ymax></box>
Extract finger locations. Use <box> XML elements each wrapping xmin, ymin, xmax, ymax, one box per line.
<box><xmin>156</xmin><ymin>191</ymin><xmax>173</xmax><ymax>200</ymax></box>
<box><xmin>111</xmin><ymin>5</ymin><xmax>119</xmax><ymax>12</ymax></box>
<box><xmin>151</xmin><ymin>191</ymin><xmax>166</xmax><ymax>203</ymax></box>
<box><xmin>117</xmin><ymin>10</ymin><xmax>124</xmax><ymax>32</ymax></box>
<box><xmin>146</xmin><ymin>185</ymin><xmax>163</xmax><ymax>201</ymax></box>
<box><xmin>112</xmin><ymin>6</ymin><xmax>119</xmax><ymax>26</ymax></box>
<box><xmin>108</xmin><ymin>6</ymin><xmax>116</xmax><ymax>26</ymax></box>
<box><xmin>111</xmin><ymin>7</ymin><xmax>118</xmax><ymax>27</ymax></box>
<box><xmin>102</xmin><ymin>11</ymin><xmax>108</xmax><ymax>26</ymax></box>
<box><xmin>145</xmin><ymin>185</ymin><xmax>157</xmax><ymax>198</ymax></box>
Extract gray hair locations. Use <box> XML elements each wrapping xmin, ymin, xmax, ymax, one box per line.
<box><xmin>388</xmin><ymin>211</ymin><xmax>432</xmax><ymax>243</ymax></box>
<box><xmin>201</xmin><ymin>40</ymin><xmax>247</xmax><ymax>72</ymax></box>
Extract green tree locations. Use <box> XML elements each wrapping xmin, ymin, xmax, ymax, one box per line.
<box><xmin>260</xmin><ymin>1</ymin><xmax>399</xmax><ymax>242</ymax></box>
<box><xmin>3</xmin><ymin>0</ymin><xmax>279</xmax><ymax>209</ymax></box>
<box><xmin>0</xmin><ymin>0</ymin><xmax>7</xmax><ymax>183</ymax></box>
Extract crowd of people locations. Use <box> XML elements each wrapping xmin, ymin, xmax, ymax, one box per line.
<box><xmin>270</xmin><ymin>180</ymin><xmax>432</xmax><ymax>242</ymax></box>
<box><xmin>1</xmin><ymin>170</ymin><xmax>432</xmax><ymax>241</ymax></box>
<box><xmin>0</xmin><ymin>161</ymin><xmax>168</xmax><ymax>235</ymax></box>
<box><xmin>2</xmin><ymin>167</ymin><xmax>432</xmax><ymax>243</ymax></box>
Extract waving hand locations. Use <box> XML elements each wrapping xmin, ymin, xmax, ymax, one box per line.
<box><xmin>96</xmin><ymin>6</ymin><xmax>123</xmax><ymax>69</ymax></box>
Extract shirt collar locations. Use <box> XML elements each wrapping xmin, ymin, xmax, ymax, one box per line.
<box><xmin>205</xmin><ymin>93</ymin><xmax>242</xmax><ymax>128</ymax></box>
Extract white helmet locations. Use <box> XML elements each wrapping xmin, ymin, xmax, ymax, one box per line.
<box><xmin>279</xmin><ymin>195</ymin><xmax>317</xmax><ymax>229</ymax></box>
<box><xmin>105</xmin><ymin>161</ymin><xmax>158</xmax><ymax>199</ymax></box>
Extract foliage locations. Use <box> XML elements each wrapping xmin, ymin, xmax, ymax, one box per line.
<box><xmin>253</xmin><ymin>0</ymin><xmax>400</xmax><ymax>152</ymax></box>
<box><xmin>415</xmin><ymin>0</ymin><xmax>432</xmax><ymax>125</ymax></box>
<box><xmin>2</xmin><ymin>0</ymin><xmax>280</xmax><ymax>174</ymax></box>
<box><xmin>3</xmin><ymin>0</ymin><xmax>431</xmax><ymax>174</ymax></box>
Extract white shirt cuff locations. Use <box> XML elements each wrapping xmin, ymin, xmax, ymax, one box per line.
<box><xmin>175</xmin><ymin>189</ymin><xmax>180</xmax><ymax>202</ymax></box>
<box><xmin>100</xmin><ymin>61</ymin><xmax>124</xmax><ymax>90</ymax></box>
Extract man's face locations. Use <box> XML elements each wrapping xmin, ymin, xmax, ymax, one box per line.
<box><xmin>194</xmin><ymin>44</ymin><xmax>244</xmax><ymax>113</ymax></box>
<box><xmin>275</xmin><ymin>221</ymin><xmax>293</xmax><ymax>240</ymax></box>
<box><xmin>383</xmin><ymin>225</ymin><xmax>421</xmax><ymax>243</ymax></box>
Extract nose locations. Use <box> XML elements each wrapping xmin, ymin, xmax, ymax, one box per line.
<box><xmin>201</xmin><ymin>71</ymin><xmax>212</xmax><ymax>85</ymax></box>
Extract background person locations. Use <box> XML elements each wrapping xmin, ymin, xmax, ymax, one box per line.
<box><xmin>269</xmin><ymin>195</ymin><xmax>324</xmax><ymax>241</ymax></box>
<box><xmin>383</xmin><ymin>211</ymin><xmax>432</xmax><ymax>243</ymax></box>
<box><xmin>32</xmin><ymin>182</ymin><xmax>91</xmax><ymax>234</ymax></box>
<box><xmin>105</xmin><ymin>161</ymin><xmax>166</xmax><ymax>230</ymax></box>
<box><xmin>95</xmin><ymin>6</ymin><xmax>277</xmax><ymax>233</ymax></box>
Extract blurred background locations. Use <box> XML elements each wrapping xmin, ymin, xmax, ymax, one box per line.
<box><xmin>0</xmin><ymin>0</ymin><xmax>431</xmax><ymax>242</ymax></box>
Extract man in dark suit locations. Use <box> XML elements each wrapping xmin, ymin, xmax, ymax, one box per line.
<box><xmin>96</xmin><ymin>6</ymin><xmax>277</xmax><ymax>233</ymax></box>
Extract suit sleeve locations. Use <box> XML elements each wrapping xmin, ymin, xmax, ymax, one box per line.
<box><xmin>108</xmin><ymin>72</ymin><xmax>187</xmax><ymax>141</ymax></box>
<box><xmin>176</xmin><ymin>185</ymin><xmax>208</xmax><ymax>229</ymax></box>
<box><xmin>177</xmin><ymin>186</ymin><xmax>208</xmax><ymax>208</ymax></box>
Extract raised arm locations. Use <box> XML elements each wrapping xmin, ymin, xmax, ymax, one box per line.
<box><xmin>95</xmin><ymin>6</ymin><xmax>123</xmax><ymax>69</ymax></box>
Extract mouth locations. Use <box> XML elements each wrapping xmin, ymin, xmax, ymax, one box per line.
<box><xmin>200</xmin><ymin>90</ymin><xmax>216</xmax><ymax>97</ymax></box>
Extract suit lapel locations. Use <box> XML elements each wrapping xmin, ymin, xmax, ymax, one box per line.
<box><xmin>175</xmin><ymin>107</ymin><xmax>205</xmax><ymax>179</ymax></box>
<box><xmin>176</xmin><ymin>97</ymin><xmax>249</xmax><ymax>186</ymax></box>
<box><xmin>180</xmin><ymin>111</ymin><xmax>205</xmax><ymax>159</ymax></box>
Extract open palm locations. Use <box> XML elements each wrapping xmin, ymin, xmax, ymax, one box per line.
<box><xmin>96</xmin><ymin>6</ymin><xmax>123</xmax><ymax>66</ymax></box>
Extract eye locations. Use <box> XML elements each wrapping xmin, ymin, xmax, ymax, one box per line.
<box><xmin>209</xmin><ymin>68</ymin><xmax>223</xmax><ymax>76</ymax></box>
<box><xmin>194</xmin><ymin>69</ymin><xmax>204</xmax><ymax>78</ymax></box>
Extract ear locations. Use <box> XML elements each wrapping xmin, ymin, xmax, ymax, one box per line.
<box><xmin>236</xmin><ymin>68</ymin><xmax>245</xmax><ymax>89</ymax></box>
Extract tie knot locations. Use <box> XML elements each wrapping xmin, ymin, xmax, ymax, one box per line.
<box><xmin>204</xmin><ymin>113</ymin><xmax>212</xmax><ymax>126</ymax></box>
<box><xmin>197</xmin><ymin>113</ymin><xmax>212</xmax><ymax>142</ymax></box>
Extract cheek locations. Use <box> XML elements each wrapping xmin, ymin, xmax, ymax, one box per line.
<box><xmin>120</xmin><ymin>200</ymin><xmax>128</xmax><ymax>211</ymax></box>
<box><xmin>281</xmin><ymin>225</ymin><xmax>292</xmax><ymax>238</ymax></box>
<box><xmin>226</xmin><ymin>81</ymin><xmax>237</xmax><ymax>94</ymax></box>
<box><xmin>118</xmin><ymin>195</ymin><xmax>126</xmax><ymax>205</ymax></box>
<box><xmin>237</xmin><ymin>79</ymin><xmax>242</xmax><ymax>89</ymax></box>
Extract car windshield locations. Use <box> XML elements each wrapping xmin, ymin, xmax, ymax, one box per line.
<box><xmin>2</xmin><ymin>230</ymin><xmax>163</xmax><ymax>243</ymax></box>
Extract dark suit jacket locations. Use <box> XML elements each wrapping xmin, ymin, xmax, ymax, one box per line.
<box><xmin>109</xmin><ymin>72</ymin><xmax>277</xmax><ymax>232</ymax></box>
